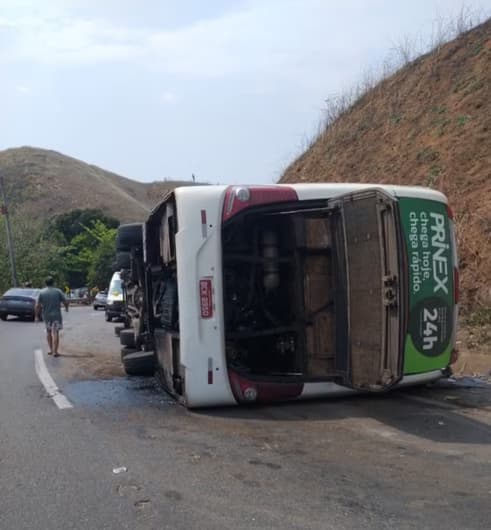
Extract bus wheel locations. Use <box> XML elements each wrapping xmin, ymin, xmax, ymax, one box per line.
<box><xmin>116</xmin><ymin>223</ymin><xmax>143</xmax><ymax>252</ymax></box>
<box><xmin>116</xmin><ymin>251</ymin><xmax>131</xmax><ymax>270</ymax></box>
<box><xmin>114</xmin><ymin>325</ymin><xmax>125</xmax><ymax>337</ymax></box>
<box><xmin>121</xmin><ymin>348</ymin><xmax>155</xmax><ymax>376</ymax></box>
<box><xmin>120</xmin><ymin>329</ymin><xmax>136</xmax><ymax>348</ymax></box>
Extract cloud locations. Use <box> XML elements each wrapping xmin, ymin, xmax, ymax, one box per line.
<box><xmin>6</xmin><ymin>18</ymin><xmax>141</xmax><ymax>65</ymax></box>
<box><xmin>1</xmin><ymin>0</ymin><xmax>488</xmax><ymax>87</ymax></box>
<box><xmin>0</xmin><ymin>0</ymin><xmax>363</xmax><ymax>84</ymax></box>
<box><xmin>160</xmin><ymin>90</ymin><xmax>177</xmax><ymax>104</ymax></box>
<box><xmin>16</xmin><ymin>84</ymin><xmax>30</xmax><ymax>93</ymax></box>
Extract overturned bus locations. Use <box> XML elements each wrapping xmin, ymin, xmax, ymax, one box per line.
<box><xmin>114</xmin><ymin>184</ymin><xmax>458</xmax><ymax>408</ymax></box>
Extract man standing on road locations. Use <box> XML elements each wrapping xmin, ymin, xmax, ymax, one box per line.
<box><xmin>36</xmin><ymin>276</ymin><xmax>69</xmax><ymax>357</ymax></box>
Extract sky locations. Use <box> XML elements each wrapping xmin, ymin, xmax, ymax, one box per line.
<box><xmin>1</xmin><ymin>0</ymin><xmax>490</xmax><ymax>185</ymax></box>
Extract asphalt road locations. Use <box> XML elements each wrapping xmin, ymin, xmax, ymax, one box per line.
<box><xmin>1</xmin><ymin>307</ymin><xmax>490</xmax><ymax>529</ymax></box>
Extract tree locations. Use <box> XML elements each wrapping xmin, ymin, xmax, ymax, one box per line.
<box><xmin>0</xmin><ymin>214</ymin><xmax>66</xmax><ymax>292</ymax></box>
<box><xmin>51</xmin><ymin>209</ymin><xmax>119</xmax><ymax>243</ymax></box>
<box><xmin>0</xmin><ymin>209</ymin><xmax>118</xmax><ymax>294</ymax></box>
<box><xmin>87</xmin><ymin>225</ymin><xmax>117</xmax><ymax>289</ymax></box>
<box><xmin>52</xmin><ymin>211</ymin><xmax>118</xmax><ymax>287</ymax></box>
<box><xmin>62</xmin><ymin>220</ymin><xmax>117</xmax><ymax>289</ymax></box>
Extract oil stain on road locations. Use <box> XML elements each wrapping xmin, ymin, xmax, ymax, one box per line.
<box><xmin>63</xmin><ymin>377</ymin><xmax>176</xmax><ymax>409</ymax></box>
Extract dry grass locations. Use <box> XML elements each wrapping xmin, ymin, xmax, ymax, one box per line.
<box><xmin>0</xmin><ymin>146</ymin><xmax>195</xmax><ymax>223</ymax></box>
<box><xmin>281</xmin><ymin>18</ymin><xmax>491</xmax><ymax>315</ymax></box>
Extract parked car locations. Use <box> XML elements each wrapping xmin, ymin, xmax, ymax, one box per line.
<box><xmin>0</xmin><ymin>288</ymin><xmax>40</xmax><ymax>321</ymax></box>
<box><xmin>93</xmin><ymin>290</ymin><xmax>108</xmax><ymax>310</ymax></box>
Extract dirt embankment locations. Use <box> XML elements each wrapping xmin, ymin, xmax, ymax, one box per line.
<box><xmin>281</xmin><ymin>20</ymin><xmax>491</xmax><ymax>358</ymax></box>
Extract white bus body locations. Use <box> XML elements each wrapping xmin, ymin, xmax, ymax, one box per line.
<box><xmin>116</xmin><ymin>184</ymin><xmax>458</xmax><ymax>408</ymax></box>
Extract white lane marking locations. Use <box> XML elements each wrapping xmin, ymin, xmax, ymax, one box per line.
<box><xmin>34</xmin><ymin>349</ymin><xmax>73</xmax><ymax>410</ymax></box>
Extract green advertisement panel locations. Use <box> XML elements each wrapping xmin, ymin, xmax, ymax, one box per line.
<box><xmin>398</xmin><ymin>198</ymin><xmax>454</xmax><ymax>374</ymax></box>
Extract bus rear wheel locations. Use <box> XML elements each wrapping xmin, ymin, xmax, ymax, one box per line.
<box><xmin>121</xmin><ymin>348</ymin><xmax>155</xmax><ymax>376</ymax></box>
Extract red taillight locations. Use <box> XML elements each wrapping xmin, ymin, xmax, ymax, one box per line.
<box><xmin>446</xmin><ymin>204</ymin><xmax>454</xmax><ymax>220</ymax></box>
<box><xmin>454</xmin><ymin>267</ymin><xmax>459</xmax><ymax>304</ymax></box>
<box><xmin>222</xmin><ymin>185</ymin><xmax>298</xmax><ymax>222</ymax></box>
<box><xmin>228</xmin><ymin>370</ymin><xmax>303</xmax><ymax>404</ymax></box>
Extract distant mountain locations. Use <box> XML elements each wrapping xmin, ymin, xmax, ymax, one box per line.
<box><xmin>281</xmin><ymin>19</ymin><xmax>491</xmax><ymax>308</ymax></box>
<box><xmin>0</xmin><ymin>146</ymin><xmax>195</xmax><ymax>223</ymax></box>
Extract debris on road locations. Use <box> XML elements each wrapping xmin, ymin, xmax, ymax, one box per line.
<box><xmin>434</xmin><ymin>376</ymin><xmax>491</xmax><ymax>389</ymax></box>
<box><xmin>134</xmin><ymin>499</ymin><xmax>151</xmax><ymax>509</ymax></box>
<box><xmin>112</xmin><ymin>466</ymin><xmax>128</xmax><ymax>474</ymax></box>
<box><xmin>116</xmin><ymin>484</ymin><xmax>140</xmax><ymax>496</ymax></box>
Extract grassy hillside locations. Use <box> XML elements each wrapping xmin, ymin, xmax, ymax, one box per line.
<box><xmin>281</xmin><ymin>19</ymin><xmax>491</xmax><ymax>311</ymax></box>
<box><xmin>0</xmin><ymin>146</ymin><xmax>194</xmax><ymax>223</ymax></box>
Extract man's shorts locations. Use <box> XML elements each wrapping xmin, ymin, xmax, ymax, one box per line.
<box><xmin>45</xmin><ymin>320</ymin><xmax>63</xmax><ymax>332</ymax></box>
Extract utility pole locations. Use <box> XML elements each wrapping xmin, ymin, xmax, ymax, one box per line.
<box><xmin>0</xmin><ymin>171</ymin><xmax>18</xmax><ymax>287</ymax></box>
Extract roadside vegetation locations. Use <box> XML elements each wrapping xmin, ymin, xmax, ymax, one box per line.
<box><xmin>0</xmin><ymin>208</ymin><xmax>119</xmax><ymax>292</ymax></box>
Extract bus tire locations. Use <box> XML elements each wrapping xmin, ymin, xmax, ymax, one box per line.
<box><xmin>120</xmin><ymin>329</ymin><xmax>136</xmax><ymax>348</ymax></box>
<box><xmin>121</xmin><ymin>346</ymin><xmax>138</xmax><ymax>358</ymax></box>
<box><xmin>116</xmin><ymin>223</ymin><xmax>143</xmax><ymax>252</ymax></box>
<box><xmin>122</xmin><ymin>349</ymin><xmax>155</xmax><ymax>377</ymax></box>
<box><xmin>116</xmin><ymin>251</ymin><xmax>131</xmax><ymax>270</ymax></box>
<box><xmin>114</xmin><ymin>325</ymin><xmax>125</xmax><ymax>337</ymax></box>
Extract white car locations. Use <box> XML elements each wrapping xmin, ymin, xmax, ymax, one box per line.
<box><xmin>93</xmin><ymin>291</ymin><xmax>108</xmax><ymax>311</ymax></box>
<box><xmin>105</xmin><ymin>272</ymin><xmax>124</xmax><ymax>322</ymax></box>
